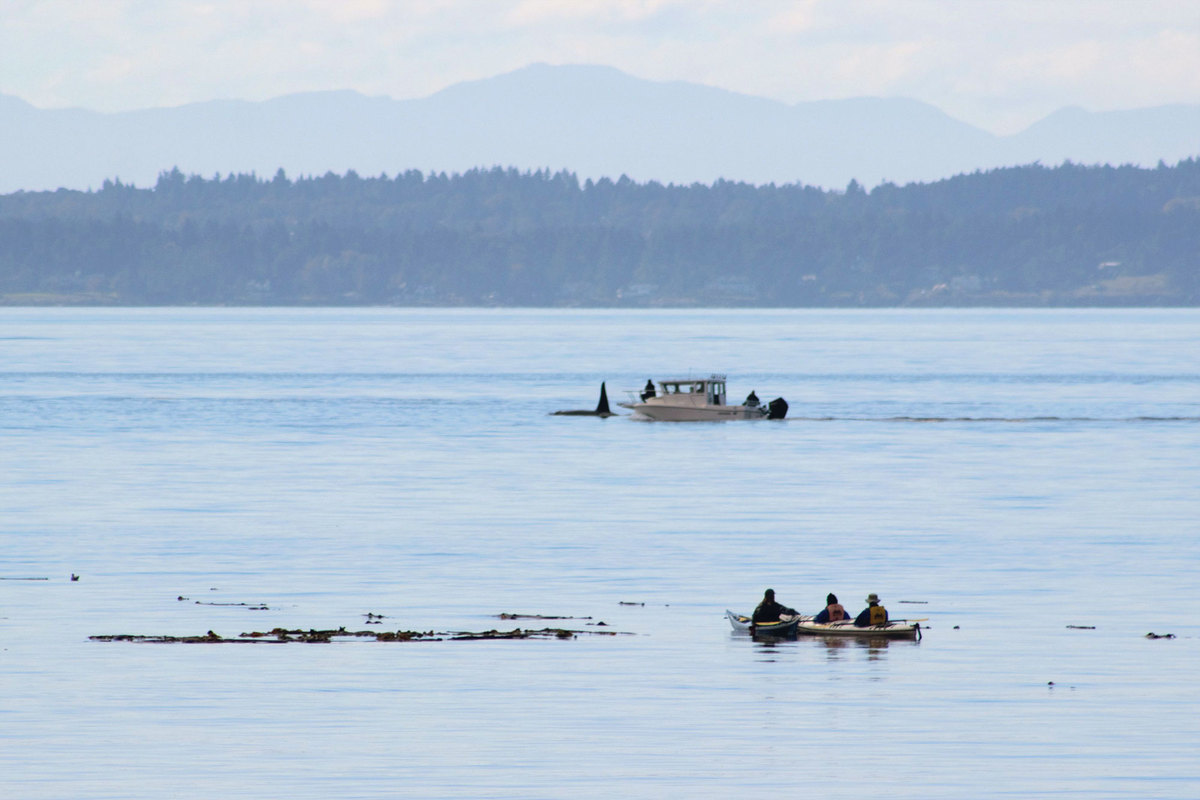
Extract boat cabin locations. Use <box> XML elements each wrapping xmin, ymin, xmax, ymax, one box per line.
<box><xmin>656</xmin><ymin>375</ymin><xmax>726</xmax><ymax>406</ymax></box>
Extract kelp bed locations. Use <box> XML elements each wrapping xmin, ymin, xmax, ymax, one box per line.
<box><xmin>90</xmin><ymin>606</ymin><xmax>639</xmax><ymax>644</ymax></box>
<box><xmin>91</xmin><ymin>625</ymin><xmax>630</xmax><ymax>645</ymax></box>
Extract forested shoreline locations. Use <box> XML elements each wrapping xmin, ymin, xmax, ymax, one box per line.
<box><xmin>1</xmin><ymin>160</ymin><xmax>1198</xmax><ymax>306</ymax></box>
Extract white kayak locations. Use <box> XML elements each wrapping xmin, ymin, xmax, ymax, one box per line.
<box><xmin>726</xmin><ymin>610</ymin><xmax>811</xmax><ymax>637</ymax></box>
<box><xmin>796</xmin><ymin>618</ymin><xmax>922</xmax><ymax>640</ymax></box>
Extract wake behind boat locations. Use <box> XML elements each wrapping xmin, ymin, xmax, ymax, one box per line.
<box><xmin>622</xmin><ymin>375</ymin><xmax>787</xmax><ymax>421</ymax></box>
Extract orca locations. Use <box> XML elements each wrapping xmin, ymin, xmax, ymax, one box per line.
<box><xmin>553</xmin><ymin>382</ymin><xmax>617</xmax><ymax>417</ymax></box>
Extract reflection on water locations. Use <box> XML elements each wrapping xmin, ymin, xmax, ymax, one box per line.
<box><xmin>816</xmin><ymin>635</ymin><xmax>917</xmax><ymax>661</ymax></box>
<box><xmin>748</xmin><ymin>633</ymin><xmax>917</xmax><ymax>663</ymax></box>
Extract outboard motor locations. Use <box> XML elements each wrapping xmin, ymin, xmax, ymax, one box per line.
<box><xmin>767</xmin><ymin>397</ymin><xmax>788</xmax><ymax>420</ymax></box>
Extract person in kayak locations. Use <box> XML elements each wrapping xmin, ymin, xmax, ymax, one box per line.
<box><xmin>813</xmin><ymin>593</ymin><xmax>850</xmax><ymax>623</ymax></box>
<box><xmin>854</xmin><ymin>593</ymin><xmax>888</xmax><ymax>627</ymax></box>
<box><xmin>752</xmin><ymin>588</ymin><xmax>796</xmax><ymax>623</ymax></box>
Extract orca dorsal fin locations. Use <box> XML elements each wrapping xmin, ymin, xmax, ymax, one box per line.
<box><xmin>595</xmin><ymin>382</ymin><xmax>611</xmax><ymax>415</ymax></box>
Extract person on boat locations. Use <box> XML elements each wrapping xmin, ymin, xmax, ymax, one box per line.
<box><xmin>813</xmin><ymin>593</ymin><xmax>850</xmax><ymax>624</ymax></box>
<box><xmin>744</xmin><ymin>390</ymin><xmax>760</xmax><ymax>408</ymax></box>
<box><xmin>641</xmin><ymin>380</ymin><xmax>656</xmax><ymax>401</ymax></box>
<box><xmin>752</xmin><ymin>588</ymin><xmax>796</xmax><ymax>624</ymax></box>
<box><xmin>854</xmin><ymin>593</ymin><xmax>888</xmax><ymax>627</ymax></box>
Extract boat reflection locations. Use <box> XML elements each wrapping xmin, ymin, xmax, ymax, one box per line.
<box><xmin>813</xmin><ymin>634</ymin><xmax>919</xmax><ymax>660</ymax></box>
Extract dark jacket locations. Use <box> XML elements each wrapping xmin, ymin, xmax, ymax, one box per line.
<box><xmin>752</xmin><ymin>599</ymin><xmax>796</xmax><ymax>624</ymax></box>
<box><xmin>854</xmin><ymin>604</ymin><xmax>888</xmax><ymax>627</ymax></box>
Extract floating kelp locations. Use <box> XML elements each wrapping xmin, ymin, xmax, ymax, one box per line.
<box><xmin>176</xmin><ymin>595</ymin><xmax>268</xmax><ymax>610</ymax></box>
<box><xmin>90</xmin><ymin>631</ymin><xmax>248</xmax><ymax>644</ymax></box>
<box><xmin>374</xmin><ymin>630</ymin><xmax>426</xmax><ymax>641</ymax></box>
<box><xmin>1146</xmin><ymin>632</ymin><xmax>1176</xmax><ymax>639</ymax></box>
<box><xmin>92</xmin><ymin>626</ymin><xmax>632</xmax><ymax>644</ymax></box>
<box><xmin>496</xmin><ymin>612</ymin><xmax>592</xmax><ymax>620</ymax></box>
<box><xmin>239</xmin><ymin>627</ymin><xmax>434</xmax><ymax>643</ymax></box>
<box><xmin>454</xmin><ymin>628</ymin><xmax>578</xmax><ymax>640</ymax></box>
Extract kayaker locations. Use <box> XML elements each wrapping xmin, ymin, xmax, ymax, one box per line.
<box><xmin>854</xmin><ymin>593</ymin><xmax>888</xmax><ymax>627</ymax></box>
<box><xmin>813</xmin><ymin>593</ymin><xmax>850</xmax><ymax>623</ymax></box>
<box><xmin>752</xmin><ymin>588</ymin><xmax>796</xmax><ymax>623</ymax></box>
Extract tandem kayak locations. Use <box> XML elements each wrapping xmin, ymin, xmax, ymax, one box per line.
<box><xmin>726</xmin><ymin>610</ymin><xmax>809</xmax><ymax>637</ymax></box>
<box><xmin>796</xmin><ymin>618</ymin><xmax>922</xmax><ymax>640</ymax></box>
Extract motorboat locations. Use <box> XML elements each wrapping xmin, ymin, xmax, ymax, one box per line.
<box><xmin>622</xmin><ymin>375</ymin><xmax>787</xmax><ymax>421</ymax></box>
<box><xmin>795</xmin><ymin>618</ymin><xmax>922</xmax><ymax>640</ymax></box>
<box><xmin>726</xmin><ymin>610</ymin><xmax>809</xmax><ymax>637</ymax></box>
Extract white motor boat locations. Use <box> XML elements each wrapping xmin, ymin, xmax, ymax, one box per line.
<box><xmin>620</xmin><ymin>375</ymin><xmax>787</xmax><ymax>421</ymax></box>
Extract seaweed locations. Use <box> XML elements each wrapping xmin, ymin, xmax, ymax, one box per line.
<box><xmin>91</xmin><ymin>625</ymin><xmax>633</xmax><ymax>644</ymax></box>
<box><xmin>89</xmin><ymin>631</ymin><xmax>248</xmax><ymax>644</ymax></box>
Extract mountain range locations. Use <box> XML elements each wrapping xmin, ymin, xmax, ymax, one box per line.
<box><xmin>2</xmin><ymin>63</ymin><xmax>1199</xmax><ymax>194</ymax></box>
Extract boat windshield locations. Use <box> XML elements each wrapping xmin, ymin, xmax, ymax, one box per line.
<box><xmin>656</xmin><ymin>376</ymin><xmax>727</xmax><ymax>397</ymax></box>
<box><xmin>662</xmin><ymin>382</ymin><xmax>703</xmax><ymax>394</ymax></box>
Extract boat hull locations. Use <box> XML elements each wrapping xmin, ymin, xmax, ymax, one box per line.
<box><xmin>796</xmin><ymin>619</ymin><xmax>921</xmax><ymax>640</ymax></box>
<box><xmin>630</xmin><ymin>403</ymin><xmax>768</xmax><ymax>421</ymax></box>
<box><xmin>726</xmin><ymin>610</ymin><xmax>809</xmax><ymax>637</ymax></box>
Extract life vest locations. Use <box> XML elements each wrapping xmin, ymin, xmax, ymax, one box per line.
<box><xmin>868</xmin><ymin>605</ymin><xmax>888</xmax><ymax>625</ymax></box>
<box><xmin>826</xmin><ymin>603</ymin><xmax>846</xmax><ymax>621</ymax></box>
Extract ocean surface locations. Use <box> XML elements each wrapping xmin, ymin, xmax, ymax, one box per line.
<box><xmin>1</xmin><ymin>307</ymin><xmax>1198</xmax><ymax>799</ymax></box>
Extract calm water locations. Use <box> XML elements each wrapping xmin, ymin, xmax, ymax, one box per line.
<box><xmin>1</xmin><ymin>308</ymin><xmax>1198</xmax><ymax>799</ymax></box>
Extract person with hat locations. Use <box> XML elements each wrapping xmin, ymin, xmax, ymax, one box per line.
<box><xmin>752</xmin><ymin>588</ymin><xmax>796</xmax><ymax>624</ymax></box>
<box><xmin>854</xmin><ymin>593</ymin><xmax>888</xmax><ymax>627</ymax></box>
<box><xmin>813</xmin><ymin>593</ymin><xmax>850</xmax><ymax>624</ymax></box>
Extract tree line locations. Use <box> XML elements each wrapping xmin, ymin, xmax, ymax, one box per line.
<box><xmin>1</xmin><ymin>159</ymin><xmax>1197</xmax><ymax>305</ymax></box>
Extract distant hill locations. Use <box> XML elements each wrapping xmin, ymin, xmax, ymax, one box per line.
<box><xmin>1</xmin><ymin>160</ymin><xmax>1197</xmax><ymax>307</ymax></box>
<box><xmin>2</xmin><ymin>64</ymin><xmax>1198</xmax><ymax>193</ymax></box>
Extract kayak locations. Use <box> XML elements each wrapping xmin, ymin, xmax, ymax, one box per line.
<box><xmin>726</xmin><ymin>610</ymin><xmax>810</xmax><ymax>637</ymax></box>
<box><xmin>796</xmin><ymin>618</ymin><xmax>921</xmax><ymax>640</ymax></box>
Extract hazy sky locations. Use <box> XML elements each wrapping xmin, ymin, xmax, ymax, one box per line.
<box><xmin>4</xmin><ymin>0</ymin><xmax>1199</xmax><ymax>133</ymax></box>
